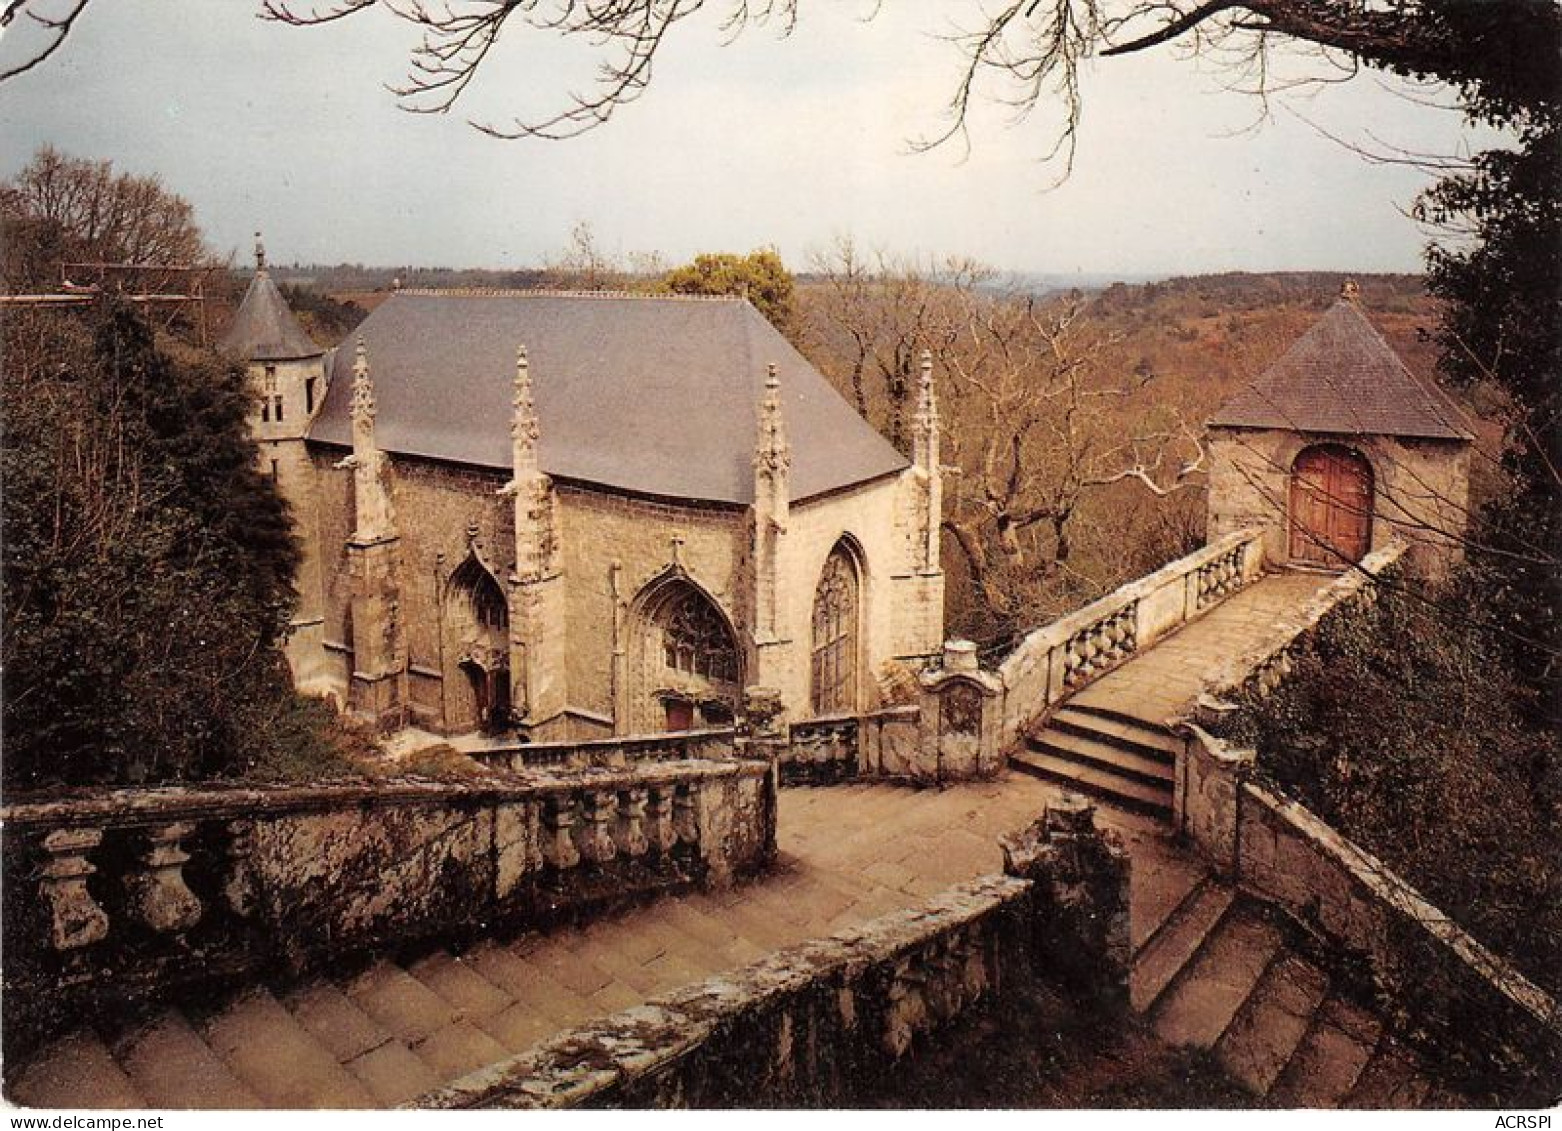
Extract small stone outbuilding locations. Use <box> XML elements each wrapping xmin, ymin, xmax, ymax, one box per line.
<box><xmin>1205</xmin><ymin>284</ymin><xmax>1474</xmax><ymax>578</ymax></box>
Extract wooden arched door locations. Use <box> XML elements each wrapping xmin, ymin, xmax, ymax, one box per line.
<box><xmin>1289</xmin><ymin>444</ymin><xmax>1373</xmax><ymax>566</ymax></box>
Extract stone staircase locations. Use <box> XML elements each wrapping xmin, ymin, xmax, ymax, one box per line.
<box><xmin>1130</xmin><ymin>876</ymin><xmax>1459</xmax><ymax>1108</ymax></box>
<box><xmin>1014</xmin><ymin>704</ymin><xmax>1176</xmax><ymax>817</ymax></box>
<box><xmin>10</xmin><ymin>777</ymin><xmax>1463</xmax><ymax>1111</ymax></box>
<box><xmin>9</xmin><ymin>887</ymin><xmax>799</xmax><ymax>1109</ymax></box>
<box><xmin>7</xmin><ymin>780</ymin><xmax>1065</xmax><ymax>1110</ymax></box>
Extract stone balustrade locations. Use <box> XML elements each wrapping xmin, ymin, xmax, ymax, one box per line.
<box><xmin>996</xmin><ymin>528</ymin><xmax>1268</xmax><ymax>748</ymax></box>
<box><xmin>473</xmin><ymin>726</ymin><xmax>737</xmax><ymax>772</ymax></box>
<box><xmin>1</xmin><ymin>757</ymin><xmax>775</xmax><ymax>1050</ymax></box>
<box><xmin>421</xmin><ymin>799</ymin><xmax>1128</xmax><ymax>1110</ymax></box>
<box><xmin>1176</xmin><ymin>726</ymin><xmax>1561</xmax><ymax>1101</ymax></box>
<box><xmin>783</xmin><ymin>713</ymin><xmax>861</xmax><ymax>785</ymax></box>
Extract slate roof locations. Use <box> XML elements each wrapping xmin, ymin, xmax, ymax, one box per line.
<box><xmin>1209</xmin><ymin>298</ymin><xmax>1473</xmax><ymax>441</ymax></box>
<box><xmin>307</xmin><ymin>291</ymin><xmax>909</xmax><ymax>505</ymax></box>
<box><xmin>220</xmin><ymin>269</ymin><xmax>323</xmax><ymax>361</ymax></box>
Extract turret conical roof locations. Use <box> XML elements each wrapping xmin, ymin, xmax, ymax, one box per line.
<box><xmin>220</xmin><ymin>268</ymin><xmax>322</xmax><ymax>362</ymax></box>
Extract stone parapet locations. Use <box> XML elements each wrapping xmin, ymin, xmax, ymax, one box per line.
<box><xmin>472</xmin><ymin>726</ymin><xmax>738</xmax><ymax>772</ymax></box>
<box><xmin>420</xmin><ymin>798</ymin><xmax>1128</xmax><ymax>1109</ymax></box>
<box><xmin>1176</xmin><ymin>727</ymin><xmax>1561</xmax><ymax>1101</ymax></box>
<box><xmin>996</xmin><ymin>528</ymin><xmax>1268</xmax><ymax>749</ymax></box>
<box><xmin>1</xmin><ymin>757</ymin><xmax>776</xmax><ymax>1055</ymax></box>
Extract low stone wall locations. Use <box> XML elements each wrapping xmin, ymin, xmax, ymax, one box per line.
<box><xmin>783</xmin><ymin>714</ymin><xmax>861</xmax><ymax>785</ymax></box>
<box><xmin>997</xmin><ymin>528</ymin><xmax>1266</xmax><ymax>749</ymax></box>
<box><xmin>472</xmin><ymin>726</ymin><xmax>737</xmax><ymax>772</ymax></box>
<box><xmin>420</xmin><ymin>800</ymin><xmax>1129</xmax><ymax>1109</ymax></box>
<box><xmin>1179</xmin><ymin>726</ymin><xmax>1562</xmax><ymax>1099</ymax></box>
<box><xmin>1</xmin><ymin>758</ymin><xmax>776</xmax><ymax>1052</ymax></box>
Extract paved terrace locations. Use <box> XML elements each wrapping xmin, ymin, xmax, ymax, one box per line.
<box><xmin>1071</xmin><ymin>570</ymin><xmax>1335</xmax><ymax>725</ymax></box>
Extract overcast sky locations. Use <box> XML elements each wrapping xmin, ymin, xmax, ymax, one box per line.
<box><xmin>0</xmin><ymin>1</ymin><xmax>1497</xmax><ymax>278</ymax></box>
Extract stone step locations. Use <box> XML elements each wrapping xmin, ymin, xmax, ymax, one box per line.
<box><xmin>114</xmin><ymin>1009</ymin><xmax>266</xmax><ymax>1109</ymax></box>
<box><xmin>1050</xmin><ymin>706</ymin><xmax>1181</xmax><ymax>761</ymax></box>
<box><xmin>408</xmin><ymin>1019</ymin><xmax>512</xmax><ymax>1083</ymax></box>
<box><xmin>407</xmin><ymin>952</ymin><xmax>516</xmax><ymax>1021</ymax></box>
<box><xmin>1130</xmin><ymin>879</ymin><xmax>1235</xmax><ymax>1012</ymax></box>
<box><xmin>1129</xmin><ymin>853</ymin><xmax>1209</xmax><ymax>952</ymax></box>
<box><xmin>1268</xmin><ymin>994</ymin><xmax>1382</xmax><ymax>1107</ymax></box>
<box><xmin>1213</xmin><ymin>953</ymin><xmax>1331</xmax><ymax>1097</ymax></box>
<box><xmin>340</xmin><ymin>1037</ymin><xmax>442</xmax><ymax>1106</ymax></box>
<box><xmin>344</xmin><ymin>960</ymin><xmax>460</xmax><ymax>1046</ymax></box>
<box><xmin>1010</xmin><ymin>748</ymin><xmax>1173</xmax><ymax>817</ymax></box>
<box><xmin>1346</xmin><ymin>1038</ymin><xmax>1433</xmax><ymax>1109</ymax></box>
<box><xmin>8</xmin><ymin>1028</ymin><xmax>149</xmax><ymax>1110</ymax></box>
<box><xmin>282</xmin><ymin>981</ymin><xmax>396</xmax><ymax>1064</ymax></box>
<box><xmin>463</xmin><ymin>938</ymin><xmax>600</xmax><ymax>1029</ymax></box>
<box><xmin>1055</xmin><ymin>703</ymin><xmax>1183</xmax><ymax>755</ymax></box>
<box><xmin>1150</xmin><ymin>906</ymin><xmax>1286</xmax><ymax>1049</ymax></box>
<box><xmin>199</xmin><ymin>988</ymin><xmax>376</xmax><ymax>1108</ymax></box>
<box><xmin>1027</xmin><ymin>727</ymin><xmax>1175</xmax><ymax>787</ymax></box>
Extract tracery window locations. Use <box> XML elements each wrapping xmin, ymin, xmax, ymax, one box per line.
<box><xmin>811</xmin><ymin>545</ymin><xmax>859</xmax><ymax>714</ymax></box>
<box><xmin>450</xmin><ymin>554</ymin><xmax>508</xmax><ymax>630</ymax></box>
<box><xmin>661</xmin><ymin>589</ymin><xmax>738</xmax><ymax>683</ymax></box>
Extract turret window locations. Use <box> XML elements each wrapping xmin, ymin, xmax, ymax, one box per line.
<box><xmin>305</xmin><ymin>377</ymin><xmax>317</xmax><ymax>414</ymax></box>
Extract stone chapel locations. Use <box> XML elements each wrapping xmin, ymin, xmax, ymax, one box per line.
<box><xmin>1205</xmin><ymin>282</ymin><xmax>1475</xmax><ymax>578</ymax></box>
<box><xmin>222</xmin><ymin>251</ymin><xmax>946</xmax><ymax>740</ymax></box>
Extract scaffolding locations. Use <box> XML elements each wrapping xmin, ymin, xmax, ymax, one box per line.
<box><xmin>0</xmin><ymin>260</ymin><xmax>216</xmax><ymax>343</ymax></box>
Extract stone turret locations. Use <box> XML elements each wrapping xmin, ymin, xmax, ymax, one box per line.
<box><xmin>222</xmin><ymin>233</ymin><xmax>332</xmax><ymax>691</ymax></box>
<box><xmin>752</xmin><ymin>363</ymin><xmax>793</xmax><ymax>705</ymax></box>
<box><xmin>503</xmin><ymin>345</ymin><xmax>567</xmax><ymax>729</ymax></box>
<box><xmin>222</xmin><ymin>233</ymin><xmax>327</xmax><ymax>445</ymax></box>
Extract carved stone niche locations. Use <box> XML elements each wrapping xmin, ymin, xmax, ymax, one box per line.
<box><xmin>918</xmin><ymin>640</ymin><xmax>1004</xmax><ymax>781</ymax></box>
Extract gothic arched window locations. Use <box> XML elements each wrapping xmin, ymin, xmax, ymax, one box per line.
<box><xmin>811</xmin><ymin>544</ymin><xmax>860</xmax><ymax>714</ymax></box>
<box><xmin>661</xmin><ymin>588</ymin><xmax>738</xmax><ymax>683</ymax></box>
<box><xmin>450</xmin><ymin>554</ymin><xmax>508</xmax><ymax>630</ymax></box>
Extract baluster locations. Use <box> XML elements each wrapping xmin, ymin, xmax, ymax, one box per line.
<box><xmin>673</xmin><ymin>783</ymin><xmax>700</xmax><ymax>847</ymax></box>
<box><xmin>542</xmin><ymin>793</ymin><xmax>582</xmax><ymax>870</ymax></box>
<box><xmin>577</xmin><ymin>789</ymin><xmax>617</xmax><ymax>865</ymax></box>
<box><xmin>39</xmin><ymin>827</ymin><xmax>109</xmax><ymax>952</ymax></box>
<box><xmin>223</xmin><ymin>819</ymin><xmax>258</xmax><ymax>917</ymax></box>
<box><xmin>616</xmin><ymin>788</ymin><xmax>650</xmax><ymax>858</ymax></box>
<box><xmin>923</xmin><ymin>938</ymin><xmax>960</xmax><ymax>1022</ymax></box>
<box><xmin>646</xmin><ymin>785</ymin><xmax>678</xmax><ymax>856</ymax></box>
<box><xmin>126</xmin><ymin>821</ymin><xmax>202</xmax><ymax>935</ymax></box>
<box><xmin>882</xmin><ymin>955</ymin><xmax>930</xmax><ymax>1058</ymax></box>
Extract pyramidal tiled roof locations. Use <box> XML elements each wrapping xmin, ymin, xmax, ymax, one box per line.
<box><xmin>1210</xmin><ymin>298</ymin><xmax>1473</xmax><ymax>441</ymax></box>
<box><xmin>307</xmin><ymin>290</ymin><xmax>908</xmax><ymax>505</ymax></box>
<box><xmin>219</xmin><ymin>269</ymin><xmax>322</xmax><ymax>361</ymax></box>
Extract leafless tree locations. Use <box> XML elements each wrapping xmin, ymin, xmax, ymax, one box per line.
<box><xmin>800</xmin><ymin>251</ymin><xmax>1204</xmax><ymax>640</ymax></box>
<box><xmin>0</xmin><ymin>2</ymin><xmax>1513</xmax><ymax>153</ymax></box>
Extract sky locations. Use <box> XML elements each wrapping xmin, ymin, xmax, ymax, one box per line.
<box><xmin>0</xmin><ymin>0</ymin><xmax>1500</xmax><ymax>278</ymax></box>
